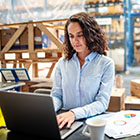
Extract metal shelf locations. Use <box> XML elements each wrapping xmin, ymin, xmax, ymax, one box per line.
<box><xmin>131</xmin><ymin>13</ymin><xmax>140</xmax><ymax>17</ymax></box>
<box><xmin>134</xmin><ymin>26</ymin><xmax>140</xmax><ymax>28</ymax></box>
<box><xmin>95</xmin><ymin>14</ymin><xmax>123</xmax><ymax>19</ymax></box>
<box><xmin>84</xmin><ymin>0</ymin><xmax>127</xmax><ymax>71</ymax></box>
<box><xmin>84</xmin><ymin>1</ymin><xmax>123</xmax><ymax>9</ymax></box>
<box><xmin>127</xmin><ymin>0</ymin><xmax>140</xmax><ymax>66</ymax></box>
<box><xmin>105</xmin><ymin>32</ymin><xmax>124</xmax><ymax>35</ymax></box>
<box><xmin>134</xmin><ymin>40</ymin><xmax>140</xmax><ymax>43</ymax></box>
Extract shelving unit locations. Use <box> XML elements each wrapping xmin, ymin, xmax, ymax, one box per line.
<box><xmin>0</xmin><ymin>0</ymin><xmax>84</xmax><ymax>24</ymax></box>
<box><xmin>0</xmin><ymin>19</ymin><xmax>65</xmax><ymax>78</ymax></box>
<box><xmin>84</xmin><ymin>0</ymin><xmax>127</xmax><ymax>71</ymax></box>
<box><xmin>127</xmin><ymin>0</ymin><xmax>140</xmax><ymax>65</ymax></box>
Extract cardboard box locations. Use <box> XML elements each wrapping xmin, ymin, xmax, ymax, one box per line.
<box><xmin>1</xmin><ymin>28</ymin><xmax>19</xmax><ymax>47</ymax></box>
<box><xmin>20</xmin><ymin>27</ymin><xmax>42</xmax><ymax>46</ymax></box>
<box><xmin>125</xmin><ymin>96</ymin><xmax>140</xmax><ymax>110</ymax></box>
<box><xmin>131</xmin><ymin>79</ymin><xmax>140</xmax><ymax>98</ymax></box>
<box><xmin>0</xmin><ymin>30</ymin><xmax>2</xmax><ymax>50</ymax></box>
<box><xmin>107</xmin><ymin>88</ymin><xmax>125</xmax><ymax>112</ymax></box>
<box><xmin>34</xmin><ymin>27</ymin><xmax>42</xmax><ymax>45</ymax></box>
<box><xmin>20</xmin><ymin>29</ymin><xmax>28</xmax><ymax>45</ymax></box>
<box><xmin>42</xmin><ymin>27</ymin><xmax>57</xmax><ymax>49</ymax></box>
<box><xmin>134</xmin><ymin>44</ymin><xmax>140</xmax><ymax>63</ymax></box>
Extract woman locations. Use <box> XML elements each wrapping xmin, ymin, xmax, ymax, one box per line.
<box><xmin>51</xmin><ymin>12</ymin><xmax>114</xmax><ymax>129</ymax></box>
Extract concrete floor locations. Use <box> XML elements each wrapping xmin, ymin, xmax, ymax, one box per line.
<box><xmin>116</xmin><ymin>66</ymin><xmax>140</xmax><ymax>96</ymax></box>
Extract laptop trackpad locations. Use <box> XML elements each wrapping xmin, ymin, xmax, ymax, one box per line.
<box><xmin>60</xmin><ymin>121</ymin><xmax>83</xmax><ymax>140</ymax></box>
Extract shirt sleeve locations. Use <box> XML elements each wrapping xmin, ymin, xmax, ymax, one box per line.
<box><xmin>50</xmin><ymin>60</ymin><xmax>63</xmax><ymax>112</ymax></box>
<box><xmin>71</xmin><ymin>59</ymin><xmax>115</xmax><ymax>120</ymax></box>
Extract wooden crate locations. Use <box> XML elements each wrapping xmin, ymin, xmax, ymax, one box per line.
<box><xmin>125</xmin><ymin>96</ymin><xmax>140</xmax><ymax>110</ymax></box>
<box><xmin>131</xmin><ymin>79</ymin><xmax>140</xmax><ymax>98</ymax></box>
<box><xmin>107</xmin><ymin>88</ymin><xmax>125</xmax><ymax>112</ymax></box>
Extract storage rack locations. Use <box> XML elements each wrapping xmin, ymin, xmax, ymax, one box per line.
<box><xmin>84</xmin><ymin>0</ymin><xmax>127</xmax><ymax>71</ymax></box>
<box><xmin>0</xmin><ymin>0</ymin><xmax>83</xmax><ymax>24</ymax></box>
<box><xmin>127</xmin><ymin>0</ymin><xmax>140</xmax><ymax>66</ymax></box>
<box><xmin>0</xmin><ymin>19</ymin><xmax>65</xmax><ymax>78</ymax></box>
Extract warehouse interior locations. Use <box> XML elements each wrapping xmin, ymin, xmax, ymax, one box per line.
<box><xmin>0</xmin><ymin>0</ymin><xmax>140</xmax><ymax>140</ymax></box>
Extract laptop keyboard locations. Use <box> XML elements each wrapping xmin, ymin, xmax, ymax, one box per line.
<box><xmin>60</xmin><ymin>121</ymin><xmax>83</xmax><ymax>140</ymax></box>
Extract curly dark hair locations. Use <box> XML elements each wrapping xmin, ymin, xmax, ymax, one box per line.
<box><xmin>64</xmin><ymin>12</ymin><xmax>108</xmax><ymax>60</ymax></box>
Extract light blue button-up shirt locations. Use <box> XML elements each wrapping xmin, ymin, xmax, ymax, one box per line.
<box><xmin>51</xmin><ymin>52</ymin><xmax>115</xmax><ymax>120</ymax></box>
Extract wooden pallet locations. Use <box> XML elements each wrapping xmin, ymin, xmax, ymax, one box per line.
<box><xmin>0</xmin><ymin>19</ymin><xmax>66</xmax><ymax>78</ymax></box>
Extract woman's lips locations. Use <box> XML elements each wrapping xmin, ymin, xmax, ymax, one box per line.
<box><xmin>74</xmin><ymin>45</ymin><xmax>81</xmax><ymax>48</ymax></box>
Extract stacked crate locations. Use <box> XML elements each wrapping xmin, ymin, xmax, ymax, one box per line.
<box><xmin>107</xmin><ymin>88</ymin><xmax>125</xmax><ymax>112</ymax></box>
<box><xmin>107</xmin><ymin>75</ymin><xmax>125</xmax><ymax>112</ymax></box>
<box><xmin>125</xmin><ymin>79</ymin><xmax>140</xmax><ymax>110</ymax></box>
<box><xmin>134</xmin><ymin>17</ymin><xmax>140</xmax><ymax>63</ymax></box>
<box><xmin>85</xmin><ymin>0</ymin><xmax>123</xmax><ymax>15</ymax></box>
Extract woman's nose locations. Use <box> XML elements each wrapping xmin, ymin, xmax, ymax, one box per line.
<box><xmin>73</xmin><ymin>36</ymin><xmax>78</xmax><ymax>42</ymax></box>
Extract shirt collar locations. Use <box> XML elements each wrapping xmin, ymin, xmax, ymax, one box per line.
<box><xmin>73</xmin><ymin>53</ymin><xmax>77</xmax><ymax>60</ymax></box>
<box><xmin>73</xmin><ymin>52</ymin><xmax>98</xmax><ymax>62</ymax></box>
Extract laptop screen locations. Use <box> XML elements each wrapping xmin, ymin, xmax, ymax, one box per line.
<box><xmin>0</xmin><ymin>91</ymin><xmax>83</xmax><ymax>139</ymax></box>
<box><xmin>0</xmin><ymin>91</ymin><xmax>61</xmax><ymax>139</ymax></box>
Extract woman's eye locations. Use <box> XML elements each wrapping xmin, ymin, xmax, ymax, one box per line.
<box><xmin>77</xmin><ymin>34</ymin><xmax>84</xmax><ymax>37</ymax></box>
<box><xmin>69</xmin><ymin>34</ymin><xmax>84</xmax><ymax>39</ymax></box>
<box><xmin>69</xmin><ymin>35</ymin><xmax>74</xmax><ymax>38</ymax></box>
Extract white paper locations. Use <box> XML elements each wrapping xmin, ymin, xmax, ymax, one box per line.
<box><xmin>105</xmin><ymin>110</ymin><xmax>140</xmax><ymax>139</ymax></box>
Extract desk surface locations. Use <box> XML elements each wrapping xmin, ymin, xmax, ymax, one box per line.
<box><xmin>0</xmin><ymin>126</ymin><xmax>140</xmax><ymax>140</ymax></box>
<box><xmin>67</xmin><ymin>125</ymin><xmax>140</xmax><ymax>140</ymax></box>
<box><xmin>0</xmin><ymin>82</ymin><xmax>25</xmax><ymax>91</ymax></box>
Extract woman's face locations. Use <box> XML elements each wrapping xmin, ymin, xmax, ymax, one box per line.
<box><xmin>67</xmin><ymin>22</ymin><xmax>88</xmax><ymax>54</ymax></box>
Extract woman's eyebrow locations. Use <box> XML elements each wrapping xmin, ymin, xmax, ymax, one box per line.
<box><xmin>69</xmin><ymin>31</ymin><xmax>83</xmax><ymax>35</ymax></box>
<box><xmin>77</xmin><ymin>31</ymin><xmax>83</xmax><ymax>34</ymax></box>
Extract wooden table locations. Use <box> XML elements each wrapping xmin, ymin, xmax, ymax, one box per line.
<box><xmin>21</xmin><ymin>78</ymin><xmax>53</xmax><ymax>92</ymax></box>
<box><xmin>29</xmin><ymin>82</ymin><xmax>53</xmax><ymax>92</ymax></box>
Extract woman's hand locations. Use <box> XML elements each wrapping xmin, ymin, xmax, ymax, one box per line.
<box><xmin>57</xmin><ymin>111</ymin><xmax>75</xmax><ymax>129</ymax></box>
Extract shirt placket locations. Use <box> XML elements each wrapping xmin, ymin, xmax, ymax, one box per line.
<box><xmin>78</xmin><ymin>59</ymin><xmax>89</xmax><ymax>106</ymax></box>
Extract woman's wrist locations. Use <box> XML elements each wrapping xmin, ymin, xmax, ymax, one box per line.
<box><xmin>69</xmin><ymin>110</ymin><xmax>76</xmax><ymax>120</ymax></box>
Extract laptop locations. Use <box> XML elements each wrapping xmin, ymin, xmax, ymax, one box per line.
<box><xmin>0</xmin><ymin>91</ymin><xmax>83</xmax><ymax>139</ymax></box>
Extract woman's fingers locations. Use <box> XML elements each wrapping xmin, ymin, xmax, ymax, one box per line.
<box><xmin>66</xmin><ymin>120</ymin><xmax>73</xmax><ymax>128</ymax></box>
<box><xmin>56</xmin><ymin>111</ymin><xmax>75</xmax><ymax>129</ymax></box>
<box><xmin>59</xmin><ymin>119</ymin><xmax>68</xmax><ymax>129</ymax></box>
<box><xmin>57</xmin><ymin>115</ymin><xmax>64</xmax><ymax>125</ymax></box>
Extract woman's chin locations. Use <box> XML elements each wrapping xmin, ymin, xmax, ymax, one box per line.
<box><xmin>74</xmin><ymin>48</ymin><xmax>82</xmax><ymax>52</ymax></box>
